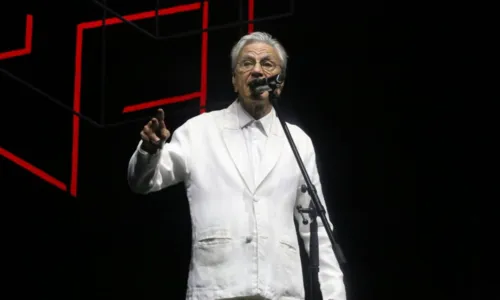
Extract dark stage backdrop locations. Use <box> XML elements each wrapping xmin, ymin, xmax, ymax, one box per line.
<box><xmin>0</xmin><ymin>1</ymin><xmax>423</xmax><ymax>300</ymax></box>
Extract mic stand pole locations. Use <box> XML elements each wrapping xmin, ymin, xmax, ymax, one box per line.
<box><xmin>267</xmin><ymin>86</ymin><xmax>347</xmax><ymax>300</ymax></box>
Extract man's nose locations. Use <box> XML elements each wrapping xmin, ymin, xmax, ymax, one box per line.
<box><xmin>250</xmin><ymin>62</ymin><xmax>264</xmax><ymax>76</ymax></box>
<box><xmin>251</xmin><ymin>71</ymin><xmax>264</xmax><ymax>78</ymax></box>
<box><xmin>250</xmin><ymin>68</ymin><xmax>264</xmax><ymax>78</ymax></box>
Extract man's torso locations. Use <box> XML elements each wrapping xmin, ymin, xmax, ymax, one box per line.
<box><xmin>181</xmin><ymin>102</ymin><xmax>311</xmax><ymax>300</ymax></box>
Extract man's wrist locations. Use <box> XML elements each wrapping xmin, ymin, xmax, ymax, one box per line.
<box><xmin>140</xmin><ymin>141</ymin><xmax>161</xmax><ymax>155</ymax></box>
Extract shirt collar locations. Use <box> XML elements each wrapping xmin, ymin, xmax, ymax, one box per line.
<box><xmin>236</xmin><ymin>100</ymin><xmax>275</xmax><ymax>137</ymax></box>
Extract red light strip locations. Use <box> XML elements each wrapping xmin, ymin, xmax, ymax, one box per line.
<box><xmin>200</xmin><ymin>1</ymin><xmax>209</xmax><ymax>113</ymax></box>
<box><xmin>0</xmin><ymin>147</ymin><xmax>67</xmax><ymax>191</ymax></box>
<box><xmin>71</xmin><ymin>2</ymin><xmax>206</xmax><ymax>197</ymax></box>
<box><xmin>0</xmin><ymin>14</ymin><xmax>33</xmax><ymax>60</ymax></box>
<box><xmin>121</xmin><ymin>1</ymin><xmax>209</xmax><ymax>114</ymax></box>
<box><xmin>72</xmin><ymin>25</ymin><xmax>84</xmax><ymax>198</ymax></box>
<box><xmin>248</xmin><ymin>0</ymin><xmax>254</xmax><ymax>33</ymax></box>
<box><xmin>122</xmin><ymin>92</ymin><xmax>201</xmax><ymax>112</ymax></box>
<box><xmin>79</xmin><ymin>3</ymin><xmax>201</xmax><ymax>29</ymax></box>
<box><xmin>0</xmin><ymin>15</ymin><xmax>66</xmax><ymax>191</ymax></box>
<box><xmin>1</xmin><ymin>1</ymin><xmax>256</xmax><ymax>197</ymax></box>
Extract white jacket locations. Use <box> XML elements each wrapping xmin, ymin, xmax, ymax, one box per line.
<box><xmin>127</xmin><ymin>101</ymin><xmax>346</xmax><ymax>300</ymax></box>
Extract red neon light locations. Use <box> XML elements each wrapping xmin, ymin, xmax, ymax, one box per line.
<box><xmin>200</xmin><ymin>1</ymin><xmax>209</xmax><ymax>114</ymax></box>
<box><xmin>78</xmin><ymin>3</ymin><xmax>201</xmax><ymax>29</ymax></box>
<box><xmin>1</xmin><ymin>2</ymin><xmax>255</xmax><ymax>197</ymax></box>
<box><xmin>248</xmin><ymin>0</ymin><xmax>254</xmax><ymax>33</ymax></box>
<box><xmin>122</xmin><ymin>92</ymin><xmax>201</xmax><ymax>113</ymax></box>
<box><xmin>0</xmin><ymin>15</ymin><xmax>66</xmax><ymax>191</ymax></box>
<box><xmin>121</xmin><ymin>2</ymin><xmax>209</xmax><ymax>114</ymax></box>
<box><xmin>0</xmin><ymin>14</ymin><xmax>33</xmax><ymax>60</ymax></box>
<box><xmin>0</xmin><ymin>147</ymin><xmax>67</xmax><ymax>191</ymax></box>
<box><xmin>71</xmin><ymin>2</ymin><xmax>209</xmax><ymax>197</ymax></box>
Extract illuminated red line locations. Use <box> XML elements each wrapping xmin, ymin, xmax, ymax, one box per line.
<box><xmin>0</xmin><ymin>147</ymin><xmax>67</xmax><ymax>191</ymax></box>
<box><xmin>79</xmin><ymin>3</ymin><xmax>202</xmax><ymax>29</ymax></box>
<box><xmin>71</xmin><ymin>25</ymin><xmax>84</xmax><ymax>197</ymax></box>
<box><xmin>200</xmin><ymin>1</ymin><xmax>209</xmax><ymax>114</ymax></box>
<box><xmin>0</xmin><ymin>15</ymin><xmax>68</xmax><ymax>194</ymax></box>
<box><xmin>0</xmin><ymin>14</ymin><xmax>33</xmax><ymax>60</ymax></box>
<box><xmin>71</xmin><ymin>2</ymin><xmax>204</xmax><ymax>197</ymax></box>
<box><xmin>248</xmin><ymin>0</ymin><xmax>254</xmax><ymax>33</ymax></box>
<box><xmin>123</xmin><ymin>1</ymin><xmax>209</xmax><ymax>114</ymax></box>
<box><xmin>122</xmin><ymin>92</ymin><xmax>201</xmax><ymax>113</ymax></box>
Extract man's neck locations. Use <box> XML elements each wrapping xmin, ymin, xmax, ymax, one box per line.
<box><xmin>239</xmin><ymin>97</ymin><xmax>272</xmax><ymax>120</ymax></box>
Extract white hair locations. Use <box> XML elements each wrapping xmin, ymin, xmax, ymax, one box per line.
<box><xmin>230</xmin><ymin>31</ymin><xmax>288</xmax><ymax>74</ymax></box>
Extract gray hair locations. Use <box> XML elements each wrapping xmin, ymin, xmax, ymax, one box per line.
<box><xmin>230</xmin><ymin>31</ymin><xmax>288</xmax><ymax>75</ymax></box>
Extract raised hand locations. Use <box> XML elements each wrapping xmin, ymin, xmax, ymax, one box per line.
<box><xmin>140</xmin><ymin>108</ymin><xmax>171</xmax><ymax>154</ymax></box>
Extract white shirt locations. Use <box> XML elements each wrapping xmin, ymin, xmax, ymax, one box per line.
<box><xmin>236</xmin><ymin>101</ymin><xmax>275</xmax><ymax>190</ymax></box>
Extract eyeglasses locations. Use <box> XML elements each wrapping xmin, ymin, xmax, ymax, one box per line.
<box><xmin>236</xmin><ymin>59</ymin><xmax>280</xmax><ymax>73</ymax></box>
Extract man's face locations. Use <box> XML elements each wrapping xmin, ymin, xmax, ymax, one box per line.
<box><xmin>232</xmin><ymin>42</ymin><xmax>283</xmax><ymax>116</ymax></box>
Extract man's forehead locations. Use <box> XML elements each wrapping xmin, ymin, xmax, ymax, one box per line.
<box><xmin>240</xmin><ymin>42</ymin><xmax>277</xmax><ymax>58</ymax></box>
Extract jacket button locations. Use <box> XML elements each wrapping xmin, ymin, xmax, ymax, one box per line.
<box><xmin>253</xmin><ymin>197</ymin><xmax>259</xmax><ymax>202</ymax></box>
<box><xmin>245</xmin><ymin>236</ymin><xmax>253</xmax><ymax>243</ymax></box>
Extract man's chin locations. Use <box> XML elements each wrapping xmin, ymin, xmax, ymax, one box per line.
<box><xmin>249</xmin><ymin>91</ymin><xmax>269</xmax><ymax>101</ymax></box>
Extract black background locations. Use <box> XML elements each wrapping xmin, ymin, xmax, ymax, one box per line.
<box><xmin>0</xmin><ymin>1</ymin><xmax>473</xmax><ymax>300</ymax></box>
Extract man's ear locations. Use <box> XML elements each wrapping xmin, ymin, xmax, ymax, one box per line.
<box><xmin>278</xmin><ymin>80</ymin><xmax>285</xmax><ymax>92</ymax></box>
<box><xmin>274</xmin><ymin>80</ymin><xmax>285</xmax><ymax>96</ymax></box>
<box><xmin>232</xmin><ymin>73</ymin><xmax>237</xmax><ymax>92</ymax></box>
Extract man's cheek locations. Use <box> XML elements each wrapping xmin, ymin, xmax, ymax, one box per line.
<box><xmin>241</xmin><ymin>82</ymin><xmax>251</xmax><ymax>94</ymax></box>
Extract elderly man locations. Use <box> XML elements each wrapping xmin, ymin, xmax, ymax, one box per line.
<box><xmin>127</xmin><ymin>32</ymin><xmax>346</xmax><ymax>300</ymax></box>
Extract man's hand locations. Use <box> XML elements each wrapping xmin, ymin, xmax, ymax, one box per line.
<box><xmin>140</xmin><ymin>108</ymin><xmax>171</xmax><ymax>154</ymax></box>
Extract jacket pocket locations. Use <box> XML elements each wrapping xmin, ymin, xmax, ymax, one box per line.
<box><xmin>278</xmin><ymin>237</ymin><xmax>301</xmax><ymax>269</ymax></box>
<box><xmin>279</xmin><ymin>238</ymin><xmax>298</xmax><ymax>255</ymax></box>
<box><xmin>193</xmin><ymin>228</ymin><xmax>233</xmax><ymax>267</ymax></box>
<box><xmin>277</xmin><ymin>237</ymin><xmax>303</xmax><ymax>293</ymax></box>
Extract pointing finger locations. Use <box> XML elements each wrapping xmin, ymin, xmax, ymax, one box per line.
<box><xmin>151</xmin><ymin>118</ymin><xmax>159</xmax><ymax>131</ymax></box>
<box><xmin>156</xmin><ymin>109</ymin><xmax>164</xmax><ymax>122</ymax></box>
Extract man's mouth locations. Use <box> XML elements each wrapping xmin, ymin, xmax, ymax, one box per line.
<box><xmin>248</xmin><ymin>78</ymin><xmax>271</xmax><ymax>94</ymax></box>
<box><xmin>250</xmin><ymin>89</ymin><xmax>268</xmax><ymax>101</ymax></box>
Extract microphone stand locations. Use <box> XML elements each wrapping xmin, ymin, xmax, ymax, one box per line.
<box><xmin>267</xmin><ymin>84</ymin><xmax>347</xmax><ymax>300</ymax></box>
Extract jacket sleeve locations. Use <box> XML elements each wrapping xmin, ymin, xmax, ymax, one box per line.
<box><xmin>127</xmin><ymin>120</ymin><xmax>191</xmax><ymax>194</ymax></box>
<box><xmin>294</xmin><ymin>136</ymin><xmax>346</xmax><ymax>300</ymax></box>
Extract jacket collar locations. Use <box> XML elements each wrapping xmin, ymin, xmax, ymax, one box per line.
<box><xmin>221</xmin><ymin>100</ymin><xmax>286</xmax><ymax>193</ymax></box>
<box><xmin>224</xmin><ymin>100</ymin><xmax>283</xmax><ymax>137</ymax></box>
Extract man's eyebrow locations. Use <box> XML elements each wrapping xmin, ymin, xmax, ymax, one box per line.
<box><xmin>240</xmin><ymin>54</ymin><xmax>274</xmax><ymax>61</ymax></box>
<box><xmin>240</xmin><ymin>55</ymin><xmax>256</xmax><ymax>60</ymax></box>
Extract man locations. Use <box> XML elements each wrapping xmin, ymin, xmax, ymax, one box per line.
<box><xmin>127</xmin><ymin>32</ymin><xmax>346</xmax><ymax>300</ymax></box>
